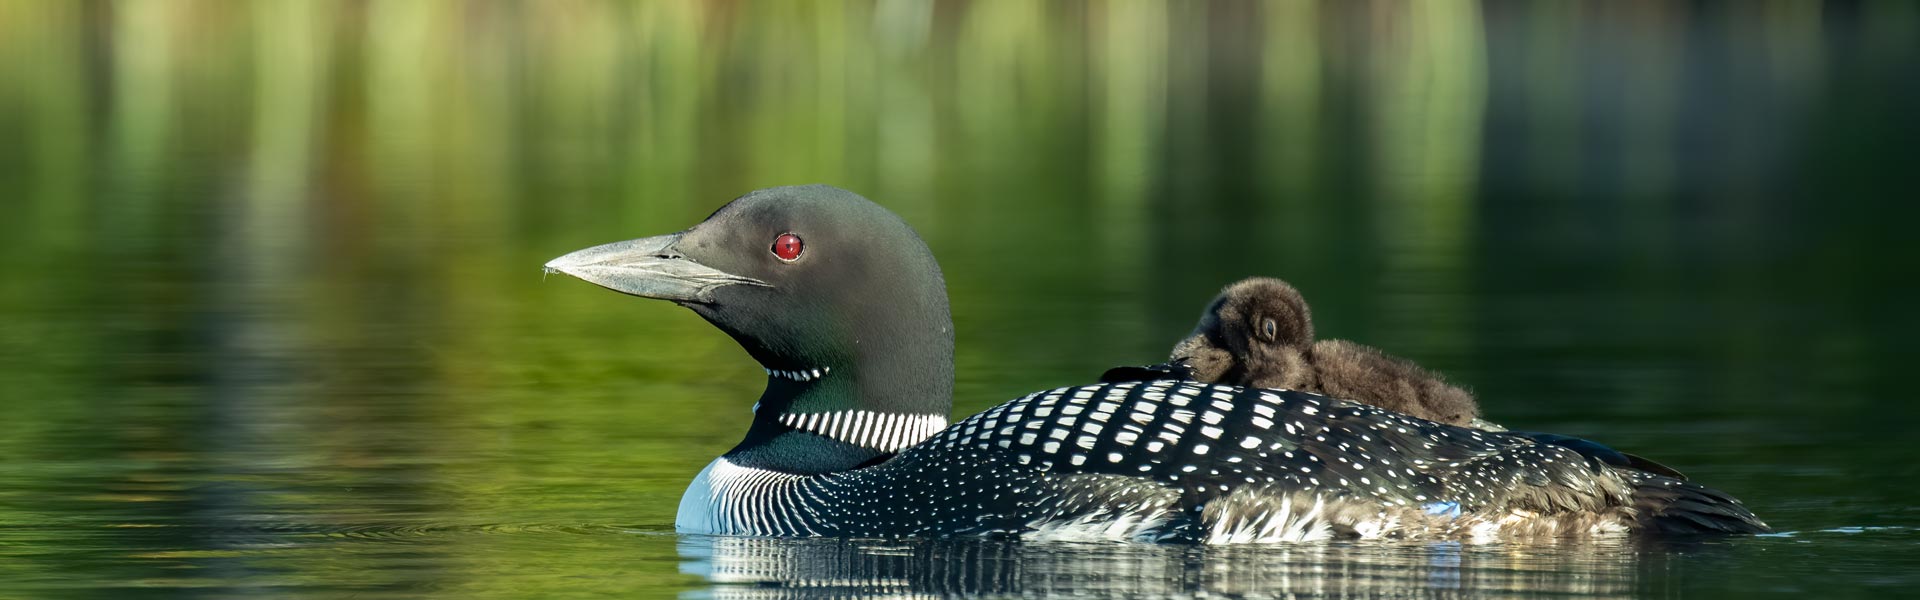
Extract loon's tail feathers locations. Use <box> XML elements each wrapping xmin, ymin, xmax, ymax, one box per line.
<box><xmin>1629</xmin><ymin>473</ymin><xmax>1771</xmax><ymax>535</ymax></box>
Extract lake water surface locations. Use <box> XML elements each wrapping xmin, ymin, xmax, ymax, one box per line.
<box><xmin>2</xmin><ymin>2</ymin><xmax>1917</xmax><ymax>597</ymax></box>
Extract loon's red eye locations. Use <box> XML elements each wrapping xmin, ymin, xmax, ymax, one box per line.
<box><xmin>771</xmin><ymin>233</ymin><xmax>803</xmax><ymax>261</ymax></box>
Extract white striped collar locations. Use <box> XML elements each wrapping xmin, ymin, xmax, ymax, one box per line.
<box><xmin>778</xmin><ymin>409</ymin><xmax>948</xmax><ymax>453</ymax></box>
<box><xmin>764</xmin><ymin>365</ymin><xmax>831</xmax><ymax>382</ymax></box>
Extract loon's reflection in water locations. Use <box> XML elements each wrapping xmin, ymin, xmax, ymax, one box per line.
<box><xmin>678</xmin><ymin>535</ymin><xmax>1661</xmax><ymax>598</ymax></box>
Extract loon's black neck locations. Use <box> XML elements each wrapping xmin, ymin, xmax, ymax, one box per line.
<box><xmin>716</xmin><ymin>310</ymin><xmax>955</xmax><ymax>476</ymax></box>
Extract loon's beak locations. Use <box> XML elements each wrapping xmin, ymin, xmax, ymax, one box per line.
<box><xmin>544</xmin><ymin>232</ymin><xmax>768</xmax><ymax>304</ymax></box>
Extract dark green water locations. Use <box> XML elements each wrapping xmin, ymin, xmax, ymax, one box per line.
<box><xmin>2</xmin><ymin>1</ymin><xmax>1918</xmax><ymax>597</ymax></box>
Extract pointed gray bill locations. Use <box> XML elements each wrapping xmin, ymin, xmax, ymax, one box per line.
<box><xmin>543</xmin><ymin>232</ymin><xmax>768</xmax><ymax>303</ymax></box>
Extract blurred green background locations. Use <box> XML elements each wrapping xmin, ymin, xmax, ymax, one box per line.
<box><xmin>1</xmin><ymin>0</ymin><xmax>1917</xmax><ymax>597</ymax></box>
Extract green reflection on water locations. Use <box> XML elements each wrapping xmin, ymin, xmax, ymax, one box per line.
<box><xmin>1</xmin><ymin>0</ymin><xmax>1917</xmax><ymax>597</ymax></box>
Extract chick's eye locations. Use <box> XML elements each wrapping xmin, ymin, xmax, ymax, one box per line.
<box><xmin>1261</xmin><ymin>318</ymin><xmax>1278</xmax><ymax>341</ymax></box>
<box><xmin>771</xmin><ymin>233</ymin><xmax>803</xmax><ymax>261</ymax></box>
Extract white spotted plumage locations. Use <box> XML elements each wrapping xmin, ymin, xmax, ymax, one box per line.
<box><xmin>689</xmin><ymin>381</ymin><xmax>1699</xmax><ymax>542</ymax></box>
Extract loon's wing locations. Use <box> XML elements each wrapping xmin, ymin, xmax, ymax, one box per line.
<box><xmin>1098</xmin><ymin>362</ymin><xmax>1194</xmax><ymax>383</ymax></box>
<box><xmin>911</xmin><ymin>382</ymin><xmax>1628</xmax><ymax>537</ymax></box>
<box><xmin>850</xmin><ymin>381</ymin><xmax>1764</xmax><ymax>539</ymax></box>
<box><xmin>1497</xmin><ymin>431</ymin><xmax>1689</xmax><ymax>481</ymax></box>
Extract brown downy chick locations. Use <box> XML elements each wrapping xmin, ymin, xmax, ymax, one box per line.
<box><xmin>1098</xmin><ymin>277</ymin><xmax>1690</xmax><ymax>478</ymax></box>
<box><xmin>1169</xmin><ymin>277</ymin><xmax>1484</xmax><ymax>427</ymax></box>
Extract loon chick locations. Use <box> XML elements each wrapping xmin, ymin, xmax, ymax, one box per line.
<box><xmin>545</xmin><ymin>185</ymin><xmax>1767</xmax><ymax>541</ymax></box>
<box><xmin>1176</xmin><ymin>277</ymin><xmax>1482</xmax><ymax>427</ymax></box>
<box><xmin>1105</xmin><ymin>277</ymin><xmax>1688</xmax><ymax>480</ymax></box>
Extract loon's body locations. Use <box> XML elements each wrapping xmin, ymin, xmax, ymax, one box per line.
<box><xmin>545</xmin><ymin>185</ymin><xmax>1767</xmax><ymax>541</ymax></box>
<box><xmin>677</xmin><ymin>379</ymin><xmax>1718</xmax><ymax>541</ymax></box>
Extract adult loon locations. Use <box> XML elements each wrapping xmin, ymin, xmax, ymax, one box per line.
<box><xmin>544</xmin><ymin>185</ymin><xmax>1769</xmax><ymax>541</ymax></box>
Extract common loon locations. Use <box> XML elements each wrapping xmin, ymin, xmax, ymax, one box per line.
<box><xmin>1102</xmin><ymin>276</ymin><xmax>1691</xmax><ymax>481</ymax></box>
<box><xmin>1106</xmin><ymin>277</ymin><xmax>1484</xmax><ymax>428</ymax></box>
<box><xmin>543</xmin><ymin>185</ymin><xmax>1768</xmax><ymax>541</ymax></box>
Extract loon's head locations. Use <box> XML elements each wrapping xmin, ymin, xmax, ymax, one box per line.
<box><xmin>545</xmin><ymin>185</ymin><xmax>952</xmax><ymax>472</ymax></box>
<box><xmin>1171</xmin><ymin>277</ymin><xmax>1314</xmax><ymax>383</ymax></box>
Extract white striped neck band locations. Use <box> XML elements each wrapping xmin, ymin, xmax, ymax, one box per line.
<box><xmin>764</xmin><ymin>365</ymin><xmax>831</xmax><ymax>382</ymax></box>
<box><xmin>778</xmin><ymin>409</ymin><xmax>948</xmax><ymax>453</ymax></box>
